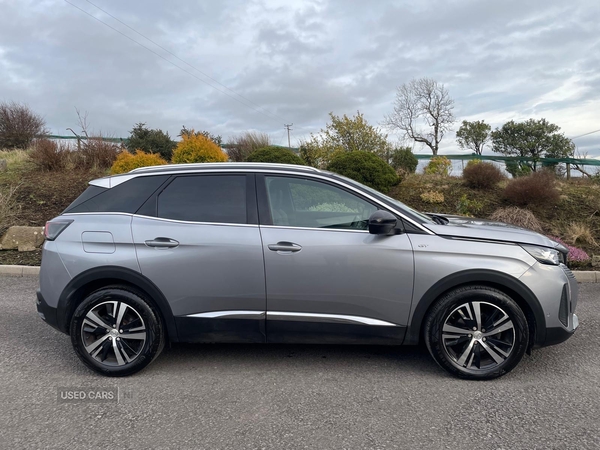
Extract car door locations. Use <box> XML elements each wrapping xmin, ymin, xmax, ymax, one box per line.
<box><xmin>131</xmin><ymin>173</ymin><xmax>266</xmax><ymax>343</ymax></box>
<box><xmin>257</xmin><ymin>173</ymin><xmax>414</xmax><ymax>344</ymax></box>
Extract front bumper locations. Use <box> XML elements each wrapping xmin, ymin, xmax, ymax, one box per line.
<box><xmin>36</xmin><ymin>289</ymin><xmax>61</xmax><ymax>333</ymax></box>
<box><xmin>544</xmin><ymin>314</ymin><xmax>579</xmax><ymax>346</ymax></box>
<box><xmin>519</xmin><ymin>262</ymin><xmax>579</xmax><ymax>347</ymax></box>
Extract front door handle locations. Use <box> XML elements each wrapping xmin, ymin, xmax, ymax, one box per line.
<box><xmin>268</xmin><ymin>242</ymin><xmax>302</xmax><ymax>253</ymax></box>
<box><xmin>145</xmin><ymin>237</ymin><xmax>179</xmax><ymax>248</ymax></box>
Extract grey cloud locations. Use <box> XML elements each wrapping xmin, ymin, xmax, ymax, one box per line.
<box><xmin>0</xmin><ymin>0</ymin><xmax>598</xmax><ymax>155</ymax></box>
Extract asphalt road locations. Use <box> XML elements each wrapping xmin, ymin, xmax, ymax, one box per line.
<box><xmin>0</xmin><ymin>277</ymin><xmax>599</xmax><ymax>450</ymax></box>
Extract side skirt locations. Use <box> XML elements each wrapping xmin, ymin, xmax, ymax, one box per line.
<box><xmin>175</xmin><ymin>311</ymin><xmax>266</xmax><ymax>343</ymax></box>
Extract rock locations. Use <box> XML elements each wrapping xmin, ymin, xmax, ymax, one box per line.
<box><xmin>592</xmin><ymin>255</ymin><xmax>600</xmax><ymax>268</ymax></box>
<box><xmin>0</xmin><ymin>159</ymin><xmax>6</xmax><ymax>172</ymax></box>
<box><xmin>0</xmin><ymin>226</ymin><xmax>45</xmax><ymax>252</ymax></box>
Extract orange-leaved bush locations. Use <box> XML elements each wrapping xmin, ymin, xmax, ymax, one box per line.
<box><xmin>171</xmin><ymin>132</ymin><xmax>228</xmax><ymax>164</ymax></box>
<box><xmin>110</xmin><ymin>150</ymin><xmax>167</xmax><ymax>174</ymax></box>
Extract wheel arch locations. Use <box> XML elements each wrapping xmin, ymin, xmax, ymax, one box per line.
<box><xmin>404</xmin><ymin>269</ymin><xmax>545</xmax><ymax>348</ymax></box>
<box><xmin>56</xmin><ymin>266</ymin><xmax>179</xmax><ymax>342</ymax></box>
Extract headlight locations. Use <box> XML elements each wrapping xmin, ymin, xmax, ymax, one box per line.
<box><xmin>521</xmin><ymin>245</ymin><xmax>561</xmax><ymax>265</ymax></box>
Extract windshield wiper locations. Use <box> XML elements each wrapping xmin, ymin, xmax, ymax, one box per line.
<box><xmin>426</xmin><ymin>214</ymin><xmax>449</xmax><ymax>225</ymax></box>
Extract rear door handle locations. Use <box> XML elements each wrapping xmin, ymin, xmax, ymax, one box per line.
<box><xmin>268</xmin><ymin>242</ymin><xmax>302</xmax><ymax>253</ymax></box>
<box><xmin>145</xmin><ymin>237</ymin><xmax>179</xmax><ymax>248</ymax></box>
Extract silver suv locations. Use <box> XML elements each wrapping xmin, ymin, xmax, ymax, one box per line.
<box><xmin>36</xmin><ymin>163</ymin><xmax>578</xmax><ymax>379</ymax></box>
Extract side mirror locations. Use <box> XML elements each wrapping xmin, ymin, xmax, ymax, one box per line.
<box><xmin>368</xmin><ymin>210</ymin><xmax>397</xmax><ymax>235</ymax></box>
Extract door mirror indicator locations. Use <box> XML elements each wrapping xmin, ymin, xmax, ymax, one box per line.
<box><xmin>368</xmin><ymin>211</ymin><xmax>397</xmax><ymax>235</ymax></box>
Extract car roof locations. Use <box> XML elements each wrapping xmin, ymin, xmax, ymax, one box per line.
<box><xmin>90</xmin><ymin>163</ymin><xmax>324</xmax><ymax>188</ymax></box>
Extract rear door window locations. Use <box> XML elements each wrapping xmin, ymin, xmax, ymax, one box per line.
<box><xmin>157</xmin><ymin>175</ymin><xmax>247</xmax><ymax>224</ymax></box>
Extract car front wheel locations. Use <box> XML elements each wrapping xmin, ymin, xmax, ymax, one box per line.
<box><xmin>70</xmin><ymin>286</ymin><xmax>165</xmax><ymax>377</ymax></box>
<box><xmin>424</xmin><ymin>285</ymin><xmax>529</xmax><ymax>380</ymax></box>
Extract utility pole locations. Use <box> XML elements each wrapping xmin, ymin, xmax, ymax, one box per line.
<box><xmin>284</xmin><ymin>123</ymin><xmax>293</xmax><ymax>148</ymax></box>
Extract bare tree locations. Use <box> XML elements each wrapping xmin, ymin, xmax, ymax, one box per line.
<box><xmin>0</xmin><ymin>101</ymin><xmax>47</xmax><ymax>149</ymax></box>
<box><xmin>571</xmin><ymin>147</ymin><xmax>593</xmax><ymax>177</ymax></box>
<box><xmin>226</xmin><ymin>131</ymin><xmax>270</xmax><ymax>162</ymax></box>
<box><xmin>384</xmin><ymin>78</ymin><xmax>454</xmax><ymax>155</ymax></box>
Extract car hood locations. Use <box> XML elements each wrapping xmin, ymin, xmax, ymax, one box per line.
<box><xmin>422</xmin><ymin>214</ymin><xmax>561</xmax><ymax>249</ymax></box>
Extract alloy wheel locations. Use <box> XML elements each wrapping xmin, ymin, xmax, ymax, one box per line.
<box><xmin>441</xmin><ymin>301</ymin><xmax>515</xmax><ymax>371</ymax></box>
<box><xmin>81</xmin><ymin>301</ymin><xmax>147</xmax><ymax>366</ymax></box>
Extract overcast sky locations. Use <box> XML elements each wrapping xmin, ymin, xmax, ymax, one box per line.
<box><xmin>1</xmin><ymin>0</ymin><xmax>599</xmax><ymax>155</ymax></box>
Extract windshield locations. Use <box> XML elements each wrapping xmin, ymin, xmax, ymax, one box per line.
<box><xmin>328</xmin><ymin>173</ymin><xmax>436</xmax><ymax>224</ymax></box>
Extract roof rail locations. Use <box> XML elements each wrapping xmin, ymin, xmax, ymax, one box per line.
<box><xmin>128</xmin><ymin>162</ymin><xmax>321</xmax><ymax>174</ymax></box>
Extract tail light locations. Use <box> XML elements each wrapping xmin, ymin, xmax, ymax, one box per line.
<box><xmin>44</xmin><ymin>219</ymin><xmax>73</xmax><ymax>241</ymax></box>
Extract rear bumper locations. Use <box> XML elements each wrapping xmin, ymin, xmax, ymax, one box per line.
<box><xmin>36</xmin><ymin>289</ymin><xmax>62</xmax><ymax>333</ymax></box>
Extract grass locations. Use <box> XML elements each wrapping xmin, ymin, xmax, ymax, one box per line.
<box><xmin>0</xmin><ymin>149</ymin><xmax>30</xmax><ymax>170</ymax></box>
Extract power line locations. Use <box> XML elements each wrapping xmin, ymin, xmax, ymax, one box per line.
<box><xmin>571</xmin><ymin>129</ymin><xmax>600</xmax><ymax>140</ymax></box>
<box><xmin>83</xmin><ymin>0</ymin><xmax>279</xmax><ymax>122</ymax></box>
<box><xmin>63</xmin><ymin>0</ymin><xmax>282</xmax><ymax>124</ymax></box>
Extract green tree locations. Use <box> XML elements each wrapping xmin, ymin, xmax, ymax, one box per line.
<box><xmin>456</xmin><ymin>120</ymin><xmax>491</xmax><ymax>155</ymax></box>
<box><xmin>126</xmin><ymin>123</ymin><xmax>176</xmax><ymax>160</ymax></box>
<box><xmin>389</xmin><ymin>146</ymin><xmax>418</xmax><ymax>173</ymax></box>
<box><xmin>246</xmin><ymin>146</ymin><xmax>304</xmax><ymax>165</ymax></box>
<box><xmin>384</xmin><ymin>78</ymin><xmax>455</xmax><ymax>155</ymax></box>
<box><xmin>491</xmin><ymin>118</ymin><xmax>575</xmax><ymax>173</ymax></box>
<box><xmin>327</xmin><ymin>151</ymin><xmax>398</xmax><ymax>193</ymax></box>
<box><xmin>303</xmin><ymin>111</ymin><xmax>390</xmax><ymax>168</ymax></box>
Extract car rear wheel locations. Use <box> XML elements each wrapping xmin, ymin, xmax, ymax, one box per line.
<box><xmin>424</xmin><ymin>285</ymin><xmax>529</xmax><ymax>380</ymax></box>
<box><xmin>70</xmin><ymin>286</ymin><xmax>165</xmax><ymax>377</ymax></box>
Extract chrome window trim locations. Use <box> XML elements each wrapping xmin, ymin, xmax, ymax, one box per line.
<box><xmin>185</xmin><ymin>310</ymin><xmax>265</xmax><ymax>319</ymax></box>
<box><xmin>267</xmin><ymin>311</ymin><xmax>398</xmax><ymax>327</ymax></box>
<box><xmin>260</xmin><ymin>225</ymin><xmax>369</xmax><ymax>234</ymax></box>
<box><xmin>63</xmin><ymin>212</ymin><xmax>259</xmax><ymax>228</ymax></box>
<box><xmin>87</xmin><ymin>168</ymin><xmax>433</xmax><ymax>235</ymax></box>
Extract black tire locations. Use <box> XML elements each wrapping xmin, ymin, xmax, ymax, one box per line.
<box><xmin>424</xmin><ymin>285</ymin><xmax>529</xmax><ymax>380</ymax></box>
<box><xmin>70</xmin><ymin>286</ymin><xmax>165</xmax><ymax>377</ymax></box>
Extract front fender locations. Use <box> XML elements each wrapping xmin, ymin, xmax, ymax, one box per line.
<box><xmin>403</xmin><ymin>269</ymin><xmax>546</xmax><ymax>346</ymax></box>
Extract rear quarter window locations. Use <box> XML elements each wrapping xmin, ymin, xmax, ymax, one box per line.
<box><xmin>64</xmin><ymin>175</ymin><xmax>170</xmax><ymax>214</ymax></box>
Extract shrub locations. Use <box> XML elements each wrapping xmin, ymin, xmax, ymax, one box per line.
<box><xmin>126</xmin><ymin>123</ymin><xmax>176</xmax><ymax>160</ymax></box>
<box><xmin>489</xmin><ymin>207</ymin><xmax>544</xmax><ymax>233</ymax></box>
<box><xmin>171</xmin><ymin>132</ymin><xmax>228</xmax><ymax>164</ymax></box>
<box><xmin>76</xmin><ymin>138</ymin><xmax>119</xmax><ymax>170</ymax></box>
<box><xmin>505</xmin><ymin>160</ymin><xmax>532</xmax><ymax>178</ymax></box>
<box><xmin>29</xmin><ymin>139</ymin><xmax>71</xmax><ymax>171</ymax></box>
<box><xmin>0</xmin><ymin>101</ymin><xmax>47</xmax><ymax>149</ymax></box>
<box><xmin>420</xmin><ymin>190</ymin><xmax>445</xmax><ymax>204</ymax></box>
<box><xmin>246</xmin><ymin>146</ymin><xmax>304</xmax><ymax>165</ymax></box>
<box><xmin>327</xmin><ymin>151</ymin><xmax>398</xmax><ymax>193</ymax></box>
<box><xmin>462</xmin><ymin>161</ymin><xmax>505</xmax><ymax>189</ymax></box>
<box><xmin>389</xmin><ymin>147</ymin><xmax>418</xmax><ymax>174</ymax></box>
<box><xmin>227</xmin><ymin>131</ymin><xmax>270</xmax><ymax>162</ymax></box>
<box><xmin>110</xmin><ymin>150</ymin><xmax>167</xmax><ymax>174</ymax></box>
<box><xmin>550</xmin><ymin>236</ymin><xmax>590</xmax><ymax>264</ymax></box>
<box><xmin>424</xmin><ymin>156</ymin><xmax>451</xmax><ymax>176</ymax></box>
<box><xmin>503</xmin><ymin>171</ymin><xmax>559</xmax><ymax>207</ymax></box>
<box><xmin>456</xmin><ymin>194</ymin><xmax>483</xmax><ymax>216</ymax></box>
